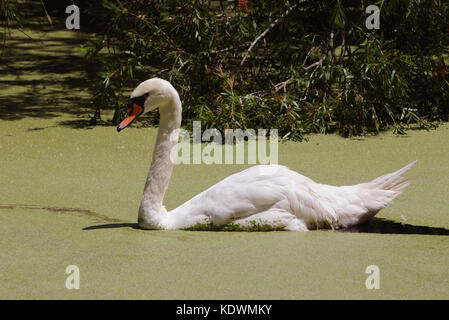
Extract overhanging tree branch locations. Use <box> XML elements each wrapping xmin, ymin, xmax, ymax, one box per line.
<box><xmin>239</xmin><ymin>1</ymin><xmax>304</xmax><ymax>67</ymax></box>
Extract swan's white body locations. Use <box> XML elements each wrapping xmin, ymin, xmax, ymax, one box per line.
<box><xmin>118</xmin><ymin>78</ymin><xmax>416</xmax><ymax>231</ymax></box>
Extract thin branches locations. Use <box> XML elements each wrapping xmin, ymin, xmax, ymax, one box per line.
<box><xmin>39</xmin><ymin>0</ymin><xmax>52</xmax><ymax>25</ymax></box>
<box><xmin>239</xmin><ymin>2</ymin><xmax>304</xmax><ymax>67</ymax></box>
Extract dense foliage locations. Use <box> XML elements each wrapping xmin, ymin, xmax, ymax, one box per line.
<box><xmin>4</xmin><ymin>0</ymin><xmax>449</xmax><ymax>139</ymax></box>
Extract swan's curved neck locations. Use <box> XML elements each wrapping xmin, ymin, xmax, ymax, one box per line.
<box><xmin>138</xmin><ymin>94</ymin><xmax>181</xmax><ymax>229</ymax></box>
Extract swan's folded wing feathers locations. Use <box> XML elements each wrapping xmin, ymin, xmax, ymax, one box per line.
<box><xmin>167</xmin><ymin>162</ymin><xmax>415</xmax><ymax>230</ymax></box>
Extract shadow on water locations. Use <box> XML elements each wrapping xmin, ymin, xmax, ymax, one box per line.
<box><xmin>0</xmin><ymin>204</ymin><xmax>124</xmax><ymax>224</ymax></box>
<box><xmin>83</xmin><ymin>218</ymin><xmax>449</xmax><ymax>235</ymax></box>
<box><xmin>83</xmin><ymin>223</ymin><xmax>139</xmax><ymax>230</ymax></box>
<box><xmin>2</xmin><ymin>203</ymin><xmax>447</xmax><ymax>235</ymax></box>
<box><xmin>3</xmin><ymin>203</ymin><xmax>446</xmax><ymax>235</ymax></box>
<box><xmin>57</xmin><ymin>119</ymin><xmax>97</xmax><ymax>129</ymax></box>
<box><xmin>336</xmin><ymin>218</ymin><xmax>449</xmax><ymax>236</ymax></box>
<box><xmin>0</xmin><ymin>2</ymin><xmax>102</xmax><ymax>123</ymax></box>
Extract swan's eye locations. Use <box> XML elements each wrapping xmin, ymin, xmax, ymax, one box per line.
<box><xmin>131</xmin><ymin>93</ymin><xmax>149</xmax><ymax>109</ymax></box>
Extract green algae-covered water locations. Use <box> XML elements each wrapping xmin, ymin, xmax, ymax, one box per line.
<box><xmin>1</xmin><ymin>117</ymin><xmax>448</xmax><ymax>299</ymax></box>
<box><xmin>1</xmin><ymin>4</ymin><xmax>448</xmax><ymax>300</ymax></box>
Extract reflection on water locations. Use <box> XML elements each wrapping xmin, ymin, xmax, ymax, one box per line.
<box><xmin>338</xmin><ymin>218</ymin><xmax>449</xmax><ymax>236</ymax></box>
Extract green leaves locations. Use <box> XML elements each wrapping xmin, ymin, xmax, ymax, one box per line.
<box><xmin>83</xmin><ymin>0</ymin><xmax>448</xmax><ymax>138</ymax></box>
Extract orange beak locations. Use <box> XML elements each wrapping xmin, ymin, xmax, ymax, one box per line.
<box><xmin>117</xmin><ymin>103</ymin><xmax>144</xmax><ymax>132</ymax></box>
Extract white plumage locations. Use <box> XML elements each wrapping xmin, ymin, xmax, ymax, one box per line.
<box><xmin>118</xmin><ymin>78</ymin><xmax>416</xmax><ymax>231</ymax></box>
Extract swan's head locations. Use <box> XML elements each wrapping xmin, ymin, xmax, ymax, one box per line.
<box><xmin>117</xmin><ymin>78</ymin><xmax>178</xmax><ymax>132</ymax></box>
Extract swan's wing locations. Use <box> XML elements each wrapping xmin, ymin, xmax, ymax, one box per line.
<box><xmin>165</xmin><ymin>162</ymin><xmax>416</xmax><ymax>230</ymax></box>
<box><xmin>166</xmin><ymin>165</ymin><xmax>315</xmax><ymax>228</ymax></box>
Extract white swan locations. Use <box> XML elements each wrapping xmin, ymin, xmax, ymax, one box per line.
<box><xmin>117</xmin><ymin>78</ymin><xmax>416</xmax><ymax>231</ymax></box>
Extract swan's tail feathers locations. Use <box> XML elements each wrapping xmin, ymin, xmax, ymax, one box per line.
<box><xmin>325</xmin><ymin>161</ymin><xmax>417</xmax><ymax>229</ymax></box>
<box><xmin>368</xmin><ymin>160</ymin><xmax>417</xmax><ymax>198</ymax></box>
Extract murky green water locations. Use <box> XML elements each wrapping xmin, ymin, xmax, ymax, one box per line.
<box><xmin>0</xmin><ymin>117</ymin><xmax>448</xmax><ymax>299</ymax></box>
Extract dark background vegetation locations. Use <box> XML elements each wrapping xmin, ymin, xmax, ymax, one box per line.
<box><xmin>2</xmin><ymin>0</ymin><xmax>448</xmax><ymax>140</ymax></box>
